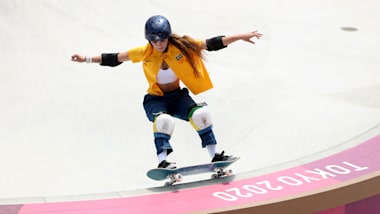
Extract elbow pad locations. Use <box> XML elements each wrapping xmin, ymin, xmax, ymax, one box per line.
<box><xmin>100</xmin><ymin>53</ymin><xmax>123</xmax><ymax>67</ymax></box>
<box><xmin>206</xmin><ymin>35</ymin><xmax>227</xmax><ymax>51</ymax></box>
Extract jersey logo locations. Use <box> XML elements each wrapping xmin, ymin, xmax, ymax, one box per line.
<box><xmin>175</xmin><ymin>53</ymin><xmax>185</xmax><ymax>64</ymax></box>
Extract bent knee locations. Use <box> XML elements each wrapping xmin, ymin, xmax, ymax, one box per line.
<box><xmin>153</xmin><ymin>113</ymin><xmax>175</xmax><ymax>135</ymax></box>
<box><xmin>189</xmin><ymin>107</ymin><xmax>213</xmax><ymax>131</ymax></box>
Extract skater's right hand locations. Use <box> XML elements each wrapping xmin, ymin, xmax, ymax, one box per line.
<box><xmin>71</xmin><ymin>54</ymin><xmax>86</xmax><ymax>63</ymax></box>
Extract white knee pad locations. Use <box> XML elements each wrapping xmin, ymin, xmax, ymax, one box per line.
<box><xmin>190</xmin><ymin>108</ymin><xmax>213</xmax><ymax>131</ymax></box>
<box><xmin>153</xmin><ymin>114</ymin><xmax>175</xmax><ymax>135</ymax></box>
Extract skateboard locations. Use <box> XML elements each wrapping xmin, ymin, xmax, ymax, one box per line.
<box><xmin>147</xmin><ymin>157</ymin><xmax>240</xmax><ymax>186</ymax></box>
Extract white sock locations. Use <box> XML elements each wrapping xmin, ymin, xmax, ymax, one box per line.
<box><xmin>206</xmin><ymin>144</ymin><xmax>216</xmax><ymax>158</ymax></box>
<box><xmin>157</xmin><ymin>150</ymin><xmax>167</xmax><ymax>163</ymax></box>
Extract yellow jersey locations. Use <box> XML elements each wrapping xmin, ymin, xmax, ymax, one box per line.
<box><xmin>127</xmin><ymin>41</ymin><xmax>213</xmax><ymax>96</ymax></box>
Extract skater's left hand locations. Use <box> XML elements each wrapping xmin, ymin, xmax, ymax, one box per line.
<box><xmin>241</xmin><ymin>31</ymin><xmax>262</xmax><ymax>44</ymax></box>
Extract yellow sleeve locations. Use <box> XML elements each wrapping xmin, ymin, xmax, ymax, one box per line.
<box><xmin>127</xmin><ymin>44</ymin><xmax>151</xmax><ymax>63</ymax></box>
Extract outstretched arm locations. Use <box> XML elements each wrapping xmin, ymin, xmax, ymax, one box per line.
<box><xmin>71</xmin><ymin>51</ymin><xmax>130</xmax><ymax>66</ymax></box>
<box><xmin>201</xmin><ymin>30</ymin><xmax>262</xmax><ymax>50</ymax></box>
<box><xmin>222</xmin><ymin>31</ymin><xmax>262</xmax><ymax>46</ymax></box>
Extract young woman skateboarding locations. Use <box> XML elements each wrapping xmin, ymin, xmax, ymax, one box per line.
<box><xmin>71</xmin><ymin>15</ymin><xmax>262</xmax><ymax>169</ymax></box>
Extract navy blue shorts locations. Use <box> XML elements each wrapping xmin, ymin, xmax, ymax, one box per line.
<box><xmin>143</xmin><ymin>88</ymin><xmax>197</xmax><ymax>122</ymax></box>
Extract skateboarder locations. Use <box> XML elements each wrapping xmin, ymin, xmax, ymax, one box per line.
<box><xmin>71</xmin><ymin>15</ymin><xmax>262</xmax><ymax>169</ymax></box>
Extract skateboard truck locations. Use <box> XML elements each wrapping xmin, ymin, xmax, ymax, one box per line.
<box><xmin>166</xmin><ymin>173</ymin><xmax>183</xmax><ymax>186</ymax></box>
<box><xmin>211</xmin><ymin>167</ymin><xmax>233</xmax><ymax>179</ymax></box>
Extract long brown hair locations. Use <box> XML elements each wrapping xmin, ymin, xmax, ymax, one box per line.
<box><xmin>169</xmin><ymin>34</ymin><xmax>205</xmax><ymax>77</ymax></box>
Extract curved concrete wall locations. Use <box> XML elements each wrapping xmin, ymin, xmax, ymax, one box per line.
<box><xmin>1</xmin><ymin>0</ymin><xmax>379</xmax><ymax>213</ymax></box>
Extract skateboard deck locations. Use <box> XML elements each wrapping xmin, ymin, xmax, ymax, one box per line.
<box><xmin>147</xmin><ymin>157</ymin><xmax>240</xmax><ymax>185</ymax></box>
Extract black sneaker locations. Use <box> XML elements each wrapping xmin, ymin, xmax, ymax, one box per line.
<box><xmin>211</xmin><ymin>151</ymin><xmax>234</xmax><ymax>162</ymax></box>
<box><xmin>158</xmin><ymin>160</ymin><xmax>177</xmax><ymax>169</ymax></box>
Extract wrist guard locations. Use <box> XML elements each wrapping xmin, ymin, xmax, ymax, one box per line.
<box><xmin>100</xmin><ymin>53</ymin><xmax>123</xmax><ymax>67</ymax></box>
<box><xmin>206</xmin><ymin>35</ymin><xmax>227</xmax><ymax>51</ymax></box>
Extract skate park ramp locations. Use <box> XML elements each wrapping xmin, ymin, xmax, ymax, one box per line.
<box><xmin>1</xmin><ymin>0</ymin><xmax>380</xmax><ymax>213</ymax></box>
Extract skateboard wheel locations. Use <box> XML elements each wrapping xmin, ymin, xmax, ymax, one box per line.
<box><xmin>164</xmin><ymin>181</ymin><xmax>172</xmax><ymax>186</ymax></box>
<box><xmin>225</xmin><ymin>169</ymin><xmax>233</xmax><ymax>176</ymax></box>
<box><xmin>175</xmin><ymin>174</ymin><xmax>183</xmax><ymax>182</ymax></box>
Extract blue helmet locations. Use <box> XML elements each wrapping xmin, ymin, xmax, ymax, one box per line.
<box><xmin>145</xmin><ymin>15</ymin><xmax>171</xmax><ymax>42</ymax></box>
